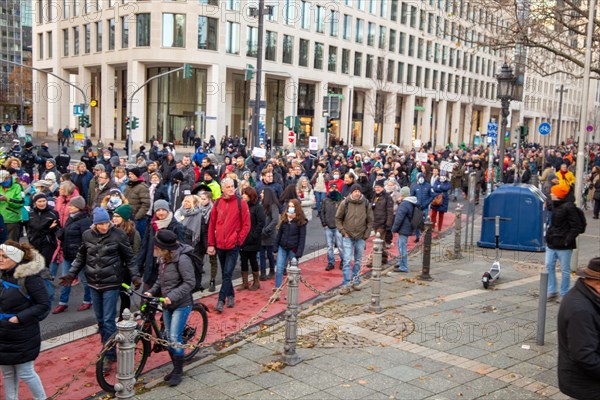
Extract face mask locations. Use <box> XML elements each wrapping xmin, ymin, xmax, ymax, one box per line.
<box><xmin>104</xmin><ymin>155</ymin><xmax>110</xmax><ymax>160</ymax></box>
<box><xmin>440</xmin><ymin>177</ymin><xmax>447</xmax><ymax>182</ymax></box>
<box><xmin>287</xmin><ymin>207</ymin><xmax>296</xmax><ymax>214</ymax></box>
<box><xmin>418</xmin><ymin>178</ymin><xmax>425</xmax><ymax>184</ymax></box>
<box><xmin>333</xmin><ymin>175</ymin><xmax>339</xmax><ymax>180</ymax></box>
<box><xmin>109</xmin><ymin>197</ymin><xmax>122</xmax><ymax>207</ymax></box>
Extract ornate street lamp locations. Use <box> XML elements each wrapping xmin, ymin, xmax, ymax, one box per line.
<box><xmin>496</xmin><ymin>62</ymin><xmax>516</xmax><ymax>183</ymax></box>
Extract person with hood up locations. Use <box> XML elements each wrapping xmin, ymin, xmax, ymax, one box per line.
<box><xmin>335</xmin><ymin>184</ymin><xmax>374</xmax><ymax>294</ymax></box>
<box><xmin>391</xmin><ymin>186</ymin><xmax>418</xmax><ymax>272</ymax></box>
<box><xmin>0</xmin><ymin>170</ymin><xmax>24</xmax><ymax>242</ymax></box>
<box><xmin>410</xmin><ymin>172</ymin><xmax>435</xmax><ymax>243</ymax></box>
<box><xmin>124</xmin><ymin>167</ymin><xmax>150</xmax><ymax>239</ymax></box>
<box><xmin>41</xmin><ymin>158</ymin><xmax>61</xmax><ymax>182</ymax></box>
<box><xmin>430</xmin><ymin>170</ymin><xmax>451</xmax><ymax>232</ymax></box>
<box><xmin>194</xmin><ymin>170</ymin><xmax>221</xmax><ymax>201</ymax></box>
<box><xmin>36</xmin><ymin>141</ymin><xmax>53</xmax><ymax>176</ymax></box>
<box><xmin>170</xmin><ymin>171</ymin><xmax>192</xmax><ymax>213</ymax></box>
<box><xmin>101</xmin><ymin>188</ymin><xmax>129</xmax><ymax>217</ymax></box>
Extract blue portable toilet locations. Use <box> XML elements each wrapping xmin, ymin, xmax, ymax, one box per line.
<box><xmin>477</xmin><ymin>184</ymin><xmax>547</xmax><ymax>252</ymax></box>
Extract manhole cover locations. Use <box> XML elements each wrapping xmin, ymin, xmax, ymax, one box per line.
<box><xmin>295</xmin><ymin>324</ymin><xmax>379</xmax><ymax>348</ymax></box>
<box><xmin>357</xmin><ymin>312</ymin><xmax>415</xmax><ymax>338</ymax></box>
<box><xmin>309</xmin><ymin>301</ymin><xmax>365</xmax><ymax>319</ymax></box>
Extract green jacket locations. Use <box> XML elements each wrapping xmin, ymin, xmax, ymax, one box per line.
<box><xmin>335</xmin><ymin>194</ymin><xmax>373</xmax><ymax>241</ymax></box>
<box><xmin>0</xmin><ymin>179</ymin><xmax>24</xmax><ymax>224</ymax></box>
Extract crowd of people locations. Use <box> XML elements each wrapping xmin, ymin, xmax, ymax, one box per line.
<box><xmin>1</xmin><ymin>133</ymin><xmax>599</xmax><ymax>397</ymax></box>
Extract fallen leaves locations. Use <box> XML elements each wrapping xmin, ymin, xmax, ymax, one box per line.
<box><xmin>261</xmin><ymin>361</ymin><xmax>285</xmax><ymax>372</ymax></box>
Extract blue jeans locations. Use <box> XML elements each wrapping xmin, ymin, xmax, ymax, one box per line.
<box><xmin>216</xmin><ymin>247</ymin><xmax>240</xmax><ymax>302</ymax></box>
<box><xmin>315</xmin><ymin>191</ymin><xmax>326</xmax><ymax>213</ymax></box>
<box><xmin>135</xmin><ymin>218</ymin><xmax>148</xmax><ymax>242</ymax></box>
<box><xmin>90</xmin><ymin>288</ymin><xmax>120</xmax><ymax>360</ymax></box>
<box><xmin>259</xmin><ymin>245</ymin><xmax>275</xmax><ymax>274</ymax></box>
<box><xmin>162</xmin><ymin>305</ymin><xmax>192</xmax><ymax>356</ymax></box>
<box><xmin>396</xmin><ymin>235</ymin><xmax>409</xmax><ymax>272</ymax></box>
<box><xmin>1</xmin><ymin>362</ymin><xmax>46</xmax><ymax>400</ymax></box>
<box><xmin>325</xmin><ymin>227</ymin><xmax>343</xmax><ymax>266</ymax></box>
<box><xmin>546</xmin><ymin>247</ymin><xmax>572</xmax><ymax>297</ymax></box>
<box><xmin>275</xmin><ymin>247</ymin><xmax>296</xmax><ymax>288</ymax></box>
<box><xmin>59</xmin><ymin>260</ymin><xmax>92</xmax><ymax>305</ymax></box>
<box><xmin>341</xmin><ymin>237</ymin><xmax>365</xmax><ymax>287</ymax></box>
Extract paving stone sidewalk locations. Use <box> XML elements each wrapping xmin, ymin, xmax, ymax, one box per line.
<box><xmin>133</xmin><ymin>213</ymin><xmax>599</xmax><ymax>400</ymax></box>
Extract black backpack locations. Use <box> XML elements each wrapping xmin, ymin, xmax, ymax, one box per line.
<box><xmin>181</xmin><ymin>251</ymin><xmax>205</xmax><ymax>293</ymax></box>
<box><xmin>573</xmin><ymin>206</ymin><xmax>587</xmax><ymax>235</ymax></box>
<box><xmin>410</xmin><ymin>204</ymin><xmax>425</xmax><ymax>233</ymax></box>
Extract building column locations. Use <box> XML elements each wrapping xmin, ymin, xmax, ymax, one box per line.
<box><xmin>382</xmin><ymin>93</ymin><xmax>396</xmax><ymax>144</ymax></box>
<box><xmin>400</xmin><ymin>94</ymin><xmax>415</xmax><ymax>148</ymax></box>
<box><xmin>422</xmin><ymin>96</ymin><xmax>433</xmax><ymax>146</ymax></box>
<box><xmin>341</xmin><ymin>84</ymin><xmax>352</xmax><ymax>147</ymax></box>
<box><xmin>78</xmin><ymin>66</ymin><xmax>92</xmax><ymax>138</ymax></box>
<box><xmin>462</xmin><ymin>102</ymin><xmax>473</xmax><ymax>145</ymax></box>
<box><xmin>205</xmin><ymin>64</ymin><xmax>222</xmax><ymax>144</ymax></box>
<box><xmin>363</xmin><ymin>88</ymin><xmax>376</xmax><ymax>148</ymax></box>
<box><xmin>32</xmin><ymin>70</ymin><xmax>48</xmax><ymax>137</ymax></box>
<box><xmin>315</xmin><ymin>82</ymin><xmax>327</xmax><ymax>148</ymax></box>
<box><xmin>481</xmin><ymin>106</ymin><xmax>491</xmax><ymax>136</ymax></box>
<box><xmin>126</xmin><ymin>60</ymin><xmax>146</xmax><ymax>144</ymax></box>
<box><xmin>450</xmin><ymin>101</ymin><xmax>461</xmax><ymax>147</ymax></box>
<box><xmin>100</xmin><ymin>63</ymin><xmax>116</xmax><ymax>142</ymax></box>
<box><xmin>435</xmin><ymin>99</ymin><xmax>447</xmax><ymax>150</ymax></box>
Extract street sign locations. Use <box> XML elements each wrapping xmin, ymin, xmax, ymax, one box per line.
<box><xmin>288</xmin><ymin>131</ymin><xmax>295</xmax><ymax>144</ymax></box>
<box><xmin>538</xmin><ymin>122</ymin><xmax>551</xmax><ymax>136</ymax></box>
<box><xmin>73</xmin><ymin>104</ymin><xmax>84</xmax><ymax>116</ymax></box>
<box><xmin>309</xmin><ymin>136</ymin><xmax>318</xmax><ymax>151</ymax></box>
<box><xmin>487</xmin><ymin>122</ymin><xmax>498</xmax><ymax>138</ymax></box>
<box><xmin>504</xmin><ymin>131</ymin><xmax>510</xmax><ymax>141</ymax></box>
<box><xmin>586</xmin><ymin>125</ymin><xmax>594</xmax><ymax>132</ymax></box>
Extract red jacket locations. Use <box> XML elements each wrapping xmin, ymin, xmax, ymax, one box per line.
<box><xmin>208</xmin><ymin>195</ymin><xmax>251</xmax><ymax>250</ymax></box>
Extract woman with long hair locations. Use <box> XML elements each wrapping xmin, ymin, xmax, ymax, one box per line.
<box><xmin>273</xmin><ymin>199</ymin><xmax>307</xmax><ymax>291</ymax></box>
<box><xmin>278</xmin><ymin>184</ymin><xmax>299</xmax><ymax>214</ymax></box>
<box><xmin>196</xmin><ymin>191</ymin><xmax>219</xmax><ymax>292</ymax></box>
<box><xmin>296</xmin><ymin>177</ymin><xmax>315</xmax><ymax>221</ymax></box>
<box><xmin>239</xmin><ymin>187</ymin><xmax>265</xmax><ymax>290</ymax></box>
<box><xmin>0</xmin><ymin>241</ymin><xmax>51</xmax><ymax>400</ymax></box>
<box><xmin>259</xmin><ymin>188</ymin><xmax>280</xmax><ymax>280</ymax></box>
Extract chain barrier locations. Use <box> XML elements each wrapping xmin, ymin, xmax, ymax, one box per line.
<box><xmin>46</xmin><ymin>340</ymin><xmax>117</xmax><ymax>400</ymax></box>
<box><xmin>299</xmin><ymin>276</ymin><xmax>333</xmax><ymax>296</ymax></box>
<box><xmin>242</xmin><ymin>278</ymin><xmax>288</xmax><ymax>330</ymax></box>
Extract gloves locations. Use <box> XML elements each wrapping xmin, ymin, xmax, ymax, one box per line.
<box><xmin>58</xmin><ymin>275</ymin><xmax>74</xmax><ymax>288</ymax></box>
<box><xmin>133</xmin><ymin>277</ymin><xmax>142</xmax><ymax>290</ymax></box>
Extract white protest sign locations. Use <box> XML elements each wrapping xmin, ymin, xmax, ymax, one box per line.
<box><xmin>415</xmin><ymin>152</ymin><xmax>428</xmax><ymax>163</ymax></box>
<box><xmin>309</xmin><ymin>136</ymin><xmax>318</xmax><ymax>151</ymax></box>
<box><xmin>252</xmin><ymin>147</ymin><xmax>266</xmax><ymax>158</ymax></box>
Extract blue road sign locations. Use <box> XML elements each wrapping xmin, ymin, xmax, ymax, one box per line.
<box><xmin>73</xmin><ymin>104</ymin><xmax>84</xmax><ymax>116</ymax></box>
<box><xmin>538</xmin><ymin>122</ymin><xmax>551</xmax><ymax>136</ymax></box>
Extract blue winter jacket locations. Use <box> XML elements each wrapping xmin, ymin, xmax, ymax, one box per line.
<box><xmin>391</xmin><ymin>197</ymin><xmax>418</xmax><ymax>236</ymax></box>
<box><xmin>431</xmin><ymin>179</ymin><xmax>451</xmax><ymax>213</ymax></box>
<box><xmin>410</xmin><ymin>182</ymin><xmax>435</xmax><ymax>209</ymax></box>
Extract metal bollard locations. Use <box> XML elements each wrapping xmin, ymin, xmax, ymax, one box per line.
<box><xmin>418</xmin><ymin>222</ymin><xmax>433</xmax><ymax>281</ymax></box>
<box><xmin>454</xmin><ymin>205</ymin><xmax>462</xmax><ymax>259</ymax></box>
<box><xmin>537</xmin><ymin>272</ymin><xmax>549</xmax><ymax>346</ymax></box>
<box><xmin>114</xmin><ymin>309</ymin><xmax>138</xmax><ymax>399</ymax></box>
<box><xmin>281</xmin><ymin>258</ymin><xmax>303</xmax><ymax>366</ymax></box>
<box><xmin>367</xmin><ymin>233</ymin><xmax>384</xmax><ymax>313</ymax></box>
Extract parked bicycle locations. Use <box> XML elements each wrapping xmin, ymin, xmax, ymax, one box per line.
<box><xmin>95</xmin><ymin>283</ymin><xmax>209</xmax><ymax>394</ymax></box>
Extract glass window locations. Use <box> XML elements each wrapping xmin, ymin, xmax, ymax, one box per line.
<box><xmin>342</xmin><ymin>49</ymin><xmax>350</xmax><ymax>74</ymax></box>
<box><xmin>282</xmin><ymin>35</ymin><xmax>293</xmax><ymax>64</ymax></box>
<box><xmin>380</xmin><ymin>0</ymin><xmax>388</xmax><ymax>17</ymax></box>
<box><xmin>328</xmin><ymin>46</ymin><xmax>337</xmax><ymax>72</ymax></box>
<box><xmin>121</xmin><ymin>16</ymin><xmax>129</xmax><ymax>48</ymax></box>
<box><xmin>315</xmin><ymin>6</ymin><xmax>324</xmax><ymax>33</ymax></box>
<box><xmin>408</xmin><ymin>35</ymin><xmax>414</xmax><ymax>57</ymax></box>
<box><xmin>376</xmin><ymin>57</ymin><xmax>384</xmax><ymax>80</ymax></box>
<box><xmin>365</xmin><ymin>55</ymin><xmax>373</xmax><ymax>78</ymax></box>
<box><xmin>108</xmin><ymin>19</ymin><xmax>115</xmax><ymax>50</ymax></box>
<box><xmin>387</xmin><ymin>59</ymin><xmax>394</xmax><ymax>82</ymax></box>
<box><xmin>96</xmin><ymin>21</ymin><xmax>102</xmax><ymax>51</ymax></box>
<box><xmin>343</xmin><ymin>14</ymin><xmax>351</xmax><ymax>40</ymax></box>
<box><xmin>427</xmin><ymin>13</ymin><xmax>434</xmax><ymax>34</ymax></box>
<box><xmin>162</xmin><ymin>13</ymin><xmax>185</xmax><ymax>48</ymax></box>
<box><xmin>434</xmin><ymin>43</ymin><xmax>439</xmax><ymax>62</ymax></box>
<box><xmin>266</xmin><ymin>1</ymin><xmax>278</xmax><ymax>22</ymax></box>
<box><xmin>390</xmin><ymin>0</ymin><xmax>398</xmax><ymax>21</ymax></box>
<box><xmin>419</xmin><ymin>10</ymin><xmax>426</xmax><ymax>31</ymax></box>
<box><xmin>198</xmin><ymin>16</ymin><xmax>218</xmax><ymax>50</ymax></box>
<box><xmin>368</xmin><ymin>0</ymin><xmax>376</xmax><ymax>13</ymax></box>
<box><xmin>136</xmin><ymin>14</ymin><xmax>151</xmax><ymax>47</ymax></box>
<box><xmin>63</xmin><ymin>28</ymin><xmax>69</xmax><ymax>56</ymax></box>
<box><xmin>226</xmin><ymin>0</ymin><xmax>240</xmax><ymax>10</ymax></box>
<box><xmin>399</xmin><ymin>32</ymin><xmax>405</xmax><ymax>54</ymax></box>
<box><xmin>64</xmin><ymin>0</ymin><xmax>70</xmax><ymax>19</ymax></box>
<box><xmin>400</xmin><ymin>3</ymin><xmax>407</xmax><ymax>24</ymax></box>
<box><xmin>199</xmin><ymin>0</ymin><xmax>219</xmax><ymax>4</ymax></box>
<box><xmin>47</xmin><ymin>31</ymin><xmax>53</xmax><ymax>58</ymax></box>
<box><xmin>226</xmin><ymin>21</ymin><xmax>240</xmax><ymax>54</ymax></box>
<box><xmin>389</xmin><ymin>29</ymin><xmax>396</xmax><ymax>52</ymax></box>
<box><xmin>417</xmin><ymin>38</ymin><xmax>423</xmax><ymax>59</ymax></box>
<box><xmin>397</xmin><ymin>61</ymin><xmax>404</xmax><ymax>83</ymax></box>
<box><xmin>73</xmin><ymin>26</ymin><xmax>79</xmax><ymax>55</ymax></box>
<box><xmin>410</xmin><ymin>6</ymin><xmax>417</xmax><ymax>28</ymax></box>
<box><xmin>314</xmin><ymin>42</ymin><xmax>323</xmax><ymax>69</ymax></box>
<box><xmin>355</xmin><ymin>19</ymin><xmax>363</xmax><ymax>43</ymax></box>
<box><xmin>426</xmin><ymin>41</ymin><xmax>432</xmax><ymax>61</ymax></box>
<box><xmin>329</xmin><ymin>10</ymin><xmax>339</xmax><ymax>36</ymax></box>
<box><xmin>284</xmin><ymin>0</ymin><xmax>296</xmax><ymax>25</ymax></box>
<box><xmin>367</xmin><ymin>22</ymin><xmax>375</xmax><ymax>46</ymax></box>
<box><xmin>416</xmin><ymin>66</ymin><xmax>422</xmax><ymax>86</ymax></box>
<box><xmin>354</xmin><ymin>51</ymin><xmax>362</xmax><ymax>76</ymax></box>
<box><xmin>378</xmin><ymin>26</ymin><xmax>386</xmax><ymax>49</ymax></box>
<box><xmin>357</xmin><ymin>0</ymin><xmax>365</xmax><ymax>10</ymax></box>
<box><xmin>406</xmin><ymin>64</ymin><xmax>413</xmax><ymax>84</ymax></box>
<box><xmin>299</xmin><ymin>39</ymin><xmax>309</xmax><ymax>67</ymax></box>
<box><xmin>265</xmin><ymin>31</ymin><xmax>277</xmax><ymax>61</ymax></box>
<box><xmin>301</xmin><ymin>1</ymin><xmax>310</xmax><ymax>30</ymax></box>
<box><xmin>246</xmin><ymin>26</ymin><xmax>258</xmax><ymax>57</ymax></box>
<box><xmin>84</xmin><ymin>23</ymin><xmax>90</xmax><ymax>53</ymax></box>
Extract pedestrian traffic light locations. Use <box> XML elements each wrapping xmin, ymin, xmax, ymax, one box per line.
<box><xmin>183</xmin><ymin>64</ymin><xmax>192</xmax><ymax>79</ymax></box>
<box><xmin>245</xmin><ymin>64</ymin><xmax>255</xmax><ymax>81</ymax></box>
<box><xmin>79</xmin><ymin>115</ymin><xmax>90</xmax><ymax>128</ymax></box>
<box><xmin>79</xmin><ymin>115</ymin><xmax>85</xmax><ymax>127</ymax></box>
<box><xmin>125</xmin><ymin>117</ymin><xmax>130</xmax><ymax>129</ymax></box>
<box><xmin>519</xmin><ymin>126</ymin><xmax>529</xmax><ymax>143</ymax></box>
<box><xmin>131</xmin><ymin>117</ymin><xmax>139</xmax><ymax>130</ymax></box>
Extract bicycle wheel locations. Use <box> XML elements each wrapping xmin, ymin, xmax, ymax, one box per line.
<box><xmin>182</xmin><ymin>303</ymin><xmax>209</xmax><ymax>361</ymax></box>
<box><xmin>95</xmin><ymin>332</ymin><xmax>151</xmax><ymax>394</ymax></box>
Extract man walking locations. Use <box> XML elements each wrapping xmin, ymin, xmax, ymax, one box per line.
<box><xmin>320</xmin><ymin>182</ymin><xmax>344</xmax><ymax>271</ymax></box>
<box><xmin>391</xmin><ymin>187</ymin><xmax>418</xmax><ymax>273</ymax></box>
<box><xmin>335</xmin><ymin>184</ymin><xmax>373</xmax><ymax>294</ymax></box>
<box><xmin>207</xmin><ymin>178</ymin><xmax>251</xmax><ymax>313</ymax></box>
<box><xmin>370</xmin><ymin>179</ymin><xmax>394</xmax><ymax>265</ymax></box>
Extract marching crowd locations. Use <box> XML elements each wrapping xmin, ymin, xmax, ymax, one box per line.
<box><xmin>0</xmin><ymin>134</ymin><xmax>599</xmax><ymax>398</ymax></box>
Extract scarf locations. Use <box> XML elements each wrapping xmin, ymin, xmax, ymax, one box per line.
<box><xmin>199</xmin><ymin>202</ymin><xmax>212</xmax><ymax>225</ymax></box>
<box><xmin>152</xmin><ymin>211</ymin><xmax>173</xmax><ymax>231</ymax></box>
<box><xmin>175</xmin><ymin>206</ymin><xmax>202</xmax><ymax>243</ymax></box>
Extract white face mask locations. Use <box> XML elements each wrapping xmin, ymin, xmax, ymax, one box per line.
<box><xmin>440</xmin><ymin>176</ymin><xmax>447</xmax><ymax>182</ymax></box>
<box><xmin>418</xmin><ymin>178</ymin><xmax>425</xmax><ymax>184</ymax></box>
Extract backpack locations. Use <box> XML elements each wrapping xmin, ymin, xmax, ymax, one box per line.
<box><xmin>410</xmin><ymin>204</ymin><xmax>425</xmax><ymax>233</ymax></box>
<box><xmin>573</xmin><ymin>206</ymin><xmax>587</xmax><ymax>235</ymax></box>
<box><xmin>182</xmin><ymin>251</ymin><xmax>205</xmax><ymax>293</ymax></box>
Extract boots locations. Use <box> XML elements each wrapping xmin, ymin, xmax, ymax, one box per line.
<box><xmin>167</xmin><ymin>355</ymin><xmax>184</xmax><ymax>386</ymax></box>
<box><xmin>239</xmin><ymin>271</ymin><xmax>249</xmax><ymax>290</ymax></box>
<box><xmin>249</xmin><ymin>272</ymin><xmax>260</xmax><ymax>291</ymax></box>
<box><xmin>163</xmin><ymin>352</ymin><xmax>175</xmax><ymax>382</ymax></box>
<box><xmin>268</xmin><ymin>268</ymin><xmax>275</xmax><ymax>279</ymax></box>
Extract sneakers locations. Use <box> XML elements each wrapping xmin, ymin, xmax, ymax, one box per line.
<box><xmin>414</xmin><ymin>238</ymin><xmax>420</xmax><ymax>243</ymax></box>
<box><xmin>52</xmin><ymin>304</ymin><xmax>68</xmax><ymax>314</ymax></box>
<box><xmin>556</xmin><ymin>296</ymin><xmax>563</xmax><ymax>304</ymax></box>
<box><xmin>547</xmin><ymin>293</ymin><xmax>558</xmax><ymax>302</ymax></box>
<box><xmin>226</xmin><ymin>296</ymin><xmax>235</xmax><ymax>308</ymax></box>
<box><xmin>259</xmin><ymin>272</ymin><xmax>269</xmax><ymax>281</ymax></box>
<box><xmin>338</xmin><ymin>286</ymin><xmax>352</xmax><ymax>295</ymax></box>
<box><xmin>334</xmin><ymin>247</ymin><xmax>340</xmax><ymax>255</ymax></box>
<box><xmin>77</xmin><ymin>303</ymin><xmax>92</xmax><ymax>311</ymax></box>
<box><xmin>208</xmin><ymin>280</ymin><xmax>216</xmax><ymax>292</ymax></box>
<box><xmin>71</xmin><ymin>277</ymin><xmax>80</xmax><ymax>286</ymax></box>
<box><xmin>393</xmin><ymin>267</ymin><xmax>408</xmax><ymax>273</ymax></box>
<box><xmin>351</xmin><ymin>283</ymin><xmax>362</xmax><ymax>291</ymax></box>
<box><xmin>215</xmin><ymin>301</ymin><xmax>224</xmax><ymax>313</ymax></box>
<box><xmin>325</xmin><ymin>264</ymin><xmax>334</xmax><ymax>271</ymax></box>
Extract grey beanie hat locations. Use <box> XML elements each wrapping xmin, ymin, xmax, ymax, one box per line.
<box><xmin>153</xmin><ymin>199</ymin><xmax>170</xmax><ymax>212</ymax></box>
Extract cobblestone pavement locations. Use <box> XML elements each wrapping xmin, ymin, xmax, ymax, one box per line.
<box><xmin>131</xmin><ymin>212</ymin><xmax>599</xmax><ymax>400</ymax></box>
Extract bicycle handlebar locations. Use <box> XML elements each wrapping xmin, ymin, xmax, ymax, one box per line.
<box><xmin>121</xmin><ymin>283</ymin><xmax>166</xmax><ymax>303</ymax></box>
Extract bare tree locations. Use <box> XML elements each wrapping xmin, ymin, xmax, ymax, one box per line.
<box><xmin>363</xmin><ymin>52</ymin><xmax>397</xmax><ymax>147</ymax></box>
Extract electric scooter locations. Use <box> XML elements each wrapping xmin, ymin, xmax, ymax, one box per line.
<box><xmin>481</xmin><ymin>216</ymin><xmax>511</xmax><ymax>289</ymax></box>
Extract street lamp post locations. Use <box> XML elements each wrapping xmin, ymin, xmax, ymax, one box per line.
<box><xmin>496</xmin><ymin>63</ymin><xmax>516</xmax><ymax>184</ymax></box>
<box><xmin>555</xmin><ymin>84</ymin><xmax>568</xmax><ymax>147</ymax></box>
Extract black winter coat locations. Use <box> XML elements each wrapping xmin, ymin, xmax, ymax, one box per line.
<box><xmin>558</xmin><ymin>279</ymin><xmax>600</xmax><ymax>400</ymax></box>
<box><xmin>275</xmin><ymin>219</ymin><xmax>307</xmax><ymax>258</ymax></box>
<box><xmin>57</xmin><ymin>211</ymin><xmax>91</xmax><ymax>262</ymax></box>
<box><xmin>371</xmin><ymin>191</ymin><xmax>394</xmax><ymax>229</ymax></box>
<box><xmin>0</xmin><ymin>251</ymin><xmax>51</xmax><ymax>365</ymax></box>
<box><xmin>320</xmin><ymin>192</ymin><xmax>343</xmax><ymax>229</ymax></box>
<box><xmin>28</xmin><ymin>206</ymin><xmax>59</xmax><ymax>253</ymax></box>
<box><xmin>261</xmin><ymin>204</ymin><xmax>279</xmax><ymax>247</ymax></box>
<box><xmin>69</xmin><ymin>226</ymin><xmax>139</xmax><ymax>291</ymax></box>
<box><xmin>242</xmin><ymin>202</ymin><xmax>266</xmax><ymax>252</ymax></box>
<box><xmin>140</xmin><ymin>217</ymin><xmax>186</xmax><ymax>286</ymax></box>
<box><xmin>149</xmin><ymin>244</ymin><xmax>195</xmax><ymax>310</ymax></box>
<box><xmin>546</xmin><ymin>200</ymin><xmax>583</xmax><ymax>250</ymax></box>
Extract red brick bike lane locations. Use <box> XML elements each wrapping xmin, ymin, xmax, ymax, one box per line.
<box><xmin>29</xmin><ymin>214</ymin><xmax>455</xmax><ymax>399</ymax></box>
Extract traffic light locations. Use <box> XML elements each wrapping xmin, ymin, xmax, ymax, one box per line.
<box><xmin>125</xmin><ymin>117</ymin><xmax>130</xmax><ymax>129</ymax></box>
<box><xmin>79</xmin><ymin>115</ymin><xmax>90</xmax><ymax>128</ymax></box>
<box><xmin>245</xmin><ymin>64</ymin><xmax>255</xmax><ymax>81</ymax></box>
<box><xmin>79</xmin><ymin>115</ymin><xmax>85</xmax><ymax>127</ymax></box>
<box><xmin>132</xmin><ymin>117</ymin><xmax>139</xmax><ymax>129</ymax></box>
<box><xmin>519</xmin><ymin>126</ymin><xmax>529</xmax><ymax>143</ymax></box>
<box><xmin>327</xmin><ymin>118</ymin><xmax>334</xmax><ymax>131</ymax></box>
<box><xmin>183</xmin><ymin>64</ymin><xmax>192</xmax><ymax>79</ymax></box>
<box><xmin>293</xmin><ymin>116</ymin><xmax>300</xmax><ymax>134</ymax></box>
